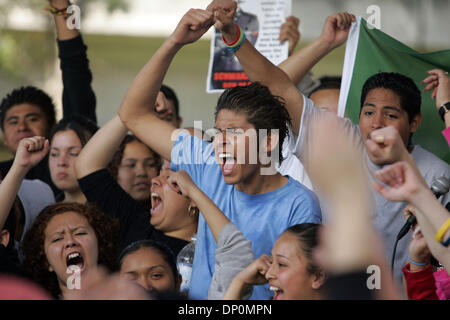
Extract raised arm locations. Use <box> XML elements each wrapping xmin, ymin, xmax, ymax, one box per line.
<box><xmin>0</xmin><ymin>137</ymin><xmax>49</xmax><ymax>230</ymax></box>
<box><xmin>167</xmin><ymin>170</ymin><xmax>255</xmax><ymax>299</ymax></box>
<box><xmin>422</xmin><ymin>69</ymin><xmax>450</xmax><ymax>129</ymax></box>
<box><xmin>279</xmin><ymin>12</ymin><xmax>355</xmax><ymax>87</ymax></box>
<box><xmin>118</xmin><ymin>9</ymin><xmax>214</xmax><ymax>160</ymax></box>
<box><xmin>75</xmin><ymin>116</ymin><xmax>127</xmax><ymax>179</ymax></box>
<box><xmin>49</xmin><ymin>0</ymin><xmax>97</xmax><ymax>123</ymax></box>
<box><xmin>207</xmin><ymin>0</ymin><xmax>303</xmax><ymax>133</ymax></box>
<box><xmin>167</xmin><ymin>170</ymin><xmax>230</xmax><ymax>241</ymax></box>
<box><xmin>373</xmin><ymin>161</ymin><xmax>450</xmax><ymax>269</ymax></box>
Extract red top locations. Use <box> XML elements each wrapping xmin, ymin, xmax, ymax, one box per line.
<box><xmin>402</xmin><ymin>263</ymin><xmax>439</xmax><ymax>300</ymax></box>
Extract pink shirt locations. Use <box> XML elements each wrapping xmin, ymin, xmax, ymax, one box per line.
<box><xmin>442</xmin><ymin>127</ymin><xmax>450</xmax><ymax>147</ymax></box>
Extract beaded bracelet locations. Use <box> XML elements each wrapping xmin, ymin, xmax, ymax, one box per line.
<box><xmin>408</xmin><ymin>256</ymin><xmax>428</xmax><ymax>267</ymax></box>
<box><xmin>46</xmin><ymin>3</ymin><xmax>72</xmax><ymax>18</ymax></box>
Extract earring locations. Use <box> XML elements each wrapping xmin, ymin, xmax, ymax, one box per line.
<box><xmin>188</xmin><ymin>205</ymin><xmax>198</xmax><ymax>217</ymax></box>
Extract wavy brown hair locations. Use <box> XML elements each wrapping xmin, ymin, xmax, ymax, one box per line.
<box><xmin>21</xmin><ymin>202</ymin><xmax>119</xmax><ymax>298</ymax></box>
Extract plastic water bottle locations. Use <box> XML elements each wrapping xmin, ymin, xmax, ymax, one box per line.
<box><xmin>177</xmin><ymin>233</ymin><xmax>197</xmax><ymax>295</ymax></box>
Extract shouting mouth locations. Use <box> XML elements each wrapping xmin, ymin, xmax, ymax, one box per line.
<box><xmin>66</xmin><ymin>252</ymin><xmax>84</xmax><ymax>271</ymax></box>
<box><xmin>218</xmin><ymin>153</ymin><xmax>236</xmax><ymax>176</ymax></box>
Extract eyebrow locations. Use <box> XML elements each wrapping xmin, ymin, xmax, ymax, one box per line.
<box><xmin>6</xmin><ymin>113</ymin><xmax>42</xmax><ymax>121</ymax></box>
<box><xmin>275</xmin><ymin>254</ymin><xmax>289</xmax><ymax>260</ymax></box>
<box><xmin>49</xmin><ymin>226</ymin><xmax>86</xmax><ymax>237</ymax></box>
<box><xmin>124</xmin><ymin>265</ymin><xmax>167</xmax><ymax>274</ymax></box>
<box><xmin>50</xmin><ymin>146</ymin><xmax>82</xmax><ymax>151</ymax></box>
<box><xmin>363</xmin><ymin>103</ymin><xmax>402</xmax><ymax>113</ymax></box>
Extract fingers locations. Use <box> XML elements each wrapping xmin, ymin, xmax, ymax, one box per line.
<box><xmin>21</xmin><ymin>136</ymin><xmax>47</xmax><ymax>152</ymax></box>
<box><xmin>374</xmin><ymin>163</ymin><xmax>405</xmax><ymax>188</ymax></box>
<box><xmin>330</xmin><ymin>12</ymin><xmax>355</xmax><ymax>29</ymax></box>
<box><xmin>403</xmin><ymin>204</ymin><xmax>415</xmax><ymax>221</ymax></box>
<box><xmin>185</xmin><ymin>9</ymin><xmax>214</xmax><ymax>31</ymax></box>
<box><xmin>166</xmin><ymin>175</ymin><xmax>182</xmax><ymax>195</ymax></box>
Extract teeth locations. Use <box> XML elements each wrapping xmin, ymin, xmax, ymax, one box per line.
<box><xmin>151</xmin><ymin>192</ymin><xmax>160</xmax><ymax>199</ymax></box>
<box><xmin>68</xmin><ymin>253</ymin><xmax>80</xmax><ymax>259</ymax></box>
<box><xmin>219</xmin><ymin>153</ymin><xmax>233</xmax><ymax>159</ymax></box>
<box><xmin>269</xmin><ymin>286</ymin><xmax>280</xmax><ymax>292</ymax></box>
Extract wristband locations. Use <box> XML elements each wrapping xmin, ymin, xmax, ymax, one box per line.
<box><xmin>442</xmin><ymin>236</ymin><xmax>450</xmax><ymax>247</ymax></box>
<box><xmin>226</xmin><ymin>31</ymin><xmax>246</xmax><ymax>53</ymax></box>
<box><xmin>46</xmin><ymin>3</ymin><xmax>72</xmax><ymax>18</ymax></box>
<box><xmin>222</xmin><ymin>24</ymin><xmax>241</xmax><ymax>46</ymax></box>
<box><xmin>408</xmin><ymin>256</ymin><xmax>428</xmax><ymax>267</ymax></box>
<box><xmin>435</xmin><ymin>218</ymin><xmax>450</xmax><ymax>243</ymax></box>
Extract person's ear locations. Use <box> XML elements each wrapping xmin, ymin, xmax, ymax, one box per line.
<box><xmin>175</xmin><ymin>274</ymin><xmax>182</xmax><ymax>292</ymax></box>
<box><xmin>409</xmin><ymin>113</ymin><xmax>422</xmax><ymax>134</ymax></box>
<box><xmin>177</xmin><ymin>116</ymin><xmax>183</xmax><ymax>128</ymax></box>
<box><xmin>261</xmin><ymin>131</ymin><xmax>280</xmax><ymax>154</ymax></box>
<box><xmin>0</xmin><ymin>229</ymin><xmax>10</xmax><ymax>247</ymax></box>
<box><xmin>311</xmin><ymin>269</ymin><xmax>326</xmax><ymax>290</ymax></box>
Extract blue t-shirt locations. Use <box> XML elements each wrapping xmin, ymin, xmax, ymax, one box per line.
<box><xmin>171</xmin><ymin>132</ymin><xmax>322</xmax><ymax>300</ymax></box>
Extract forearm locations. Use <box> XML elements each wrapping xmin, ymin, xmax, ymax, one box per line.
<box><xmin>0</xmin><ymin>165</ymin><xmax>28</xmax><ymax>230</ymax></box>
<box><xmin>119</xmin><ymin>38</ymin><xmax>180</xmax><ymax>123</ymax></box>
<box><xmin>50</xmin><ymin>0</ymin><xmax>79</xmax><ymax>41</ymax></box>
<box><xmin>279</xmin><ymin>37</ymin><xmax>331</xmax><ymax>86</ymax></box>
<box><xmin>445</xmin><ymin>112</ymin><xmax>450</xmax><ymax>129</ymax></box>
<box><xmin>409</xmin><ymin>188</ymin><xmax>450</xmax><ymax>236</ymax></box>
<box><xmin>75</xmin><ymin>116</ymin><xmax>128</xmax><ymax>178</ymax></box>
<box><xmin>413</xmin><ymin>206</ymin><xmax>450</xmax><ymax>270</ymax></box>
<box><xmin>222</xmin><ymin>277</ymin><xmax>250</xmax><ymax>300</ymax></box>
<box><xmin>189</xmin><ymin>186</ymin><xmax>230</xmax><ymax>242</ymax></box>
<box><xmin>229</xmin><ymin>38</ymin><xmax>303</xmax><ymax>132</ymax></box>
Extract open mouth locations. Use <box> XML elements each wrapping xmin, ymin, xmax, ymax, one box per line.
<box><xmin>270</xmin><ymin>286</ymin><xmax>284</xmax><ymax>300</ymax></box>
<box><xmin>218</xmin><ymin>153</ymin><xmax>236</xmax><ymax>176</ymax></box>
<box><xmin>151</xmin><ymin>192</ymin><xmax>162</xmax><ymax>214</ymax></box>
<box><xmin>66</xmin><ymin>252</ymin><xmax>84</xmax><ymax>270</ymax></box>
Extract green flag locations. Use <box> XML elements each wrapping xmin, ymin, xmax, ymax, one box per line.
<box><xmin>339</xmin><ymin>17</ymin><xmax>450</xmax><ymax>162</ymax></box>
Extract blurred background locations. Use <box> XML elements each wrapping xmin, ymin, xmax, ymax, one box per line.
<box><xmin>0</xmin><ymin>0</ymin><xmax>449</xmax><ymax>161</ymax></box>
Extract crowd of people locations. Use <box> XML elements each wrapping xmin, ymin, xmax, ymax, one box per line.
<box><xmin>0</xmin><ymin>0</ymin><xmax>449</xmax><ymax>301</ymax></box>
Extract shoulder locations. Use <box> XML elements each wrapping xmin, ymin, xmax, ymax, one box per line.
<box><xmin>413</xmin><ymin>145</ymin><xmax>450</xmax><ymax>174</ymax></box>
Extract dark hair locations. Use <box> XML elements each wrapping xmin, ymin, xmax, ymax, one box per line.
<box><xmin>49</xmin><ymin>115</ymin><xmax>99</xmax><ymax>147</ymax></box>
<box><xmin>108</xmin><ymin>134</ymin><xmax>162</xmax><ymax>180</ymax></box>
<box><xmin>215</xmin><ymin>82</ymin><xmax>291</xmax><ymax>164</ymax></box>
<box><xmin>285</xmin><ymin>223</ymin><xmax>322</xmax><ymax>276</ymax></box>
<box><xmin>22</xmin><ymin>202</ymin><xmax>119</xmax><ymax>298</ymax></box>
<box><xmin>118</xmin><ymin>240</ymin><xmax>179</xmax><ymax>282</ymax></box>
<box><xmin>308</xmin><ymin>76</ymin><xmax>342</xmax><ymax>97</ymax></box>
<box><xmin>0</xmin><ymin>86</ymin><xmax>56</xmax><ymax>133</ymax></box>
<box><xmin>160</xmin><ymin>84</ymin><xmax>180</xmax><ymax>120</ymax></box>
<box><xmin>360</xmin><ymin>72</ymin><xmax>421</xmax><ymax>122</ymax></box>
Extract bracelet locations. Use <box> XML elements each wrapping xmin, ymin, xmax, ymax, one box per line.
<box><xmin>222</xmin><ymin>24</ymin><xmax>241</xmax><ymax>46</ymax></box>
<box><xmin>408</xmin><ymin>256</ymin><xmax>428</xmax><ymax>267</ymax></box>
<box><xmin>226</xmin><ymin>31</ymin><xmax>246</xmax><ymax>53</ymax></box>
<box><xmin>435</xmin><ymin>218</ymin><xmax>450</xmax><ymax>243</ymax></box>
<box><xmin>46</xmin><ymin>3</ymin><xmax>72</xmax><ymax>18</ymax></box>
